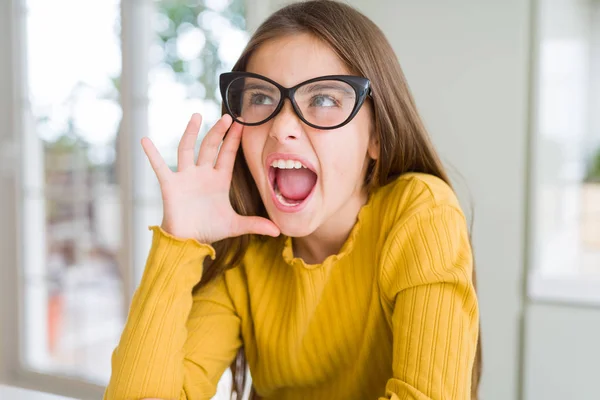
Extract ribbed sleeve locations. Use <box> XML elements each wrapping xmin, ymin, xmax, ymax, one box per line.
<box><xmin>104</xmin><ymin>227</ymin><xmax>241</xmax><ymax>400</ymax></box>
<box><xmin>378</xmin><ymin>205</ymin><xmax>479</xmax><ymax>400</ymax></box>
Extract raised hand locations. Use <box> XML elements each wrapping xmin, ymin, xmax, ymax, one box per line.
<box><xmin>141</xmin><ymin>113</ymin><xmax>280</xmax><ymax>244</ymax></box>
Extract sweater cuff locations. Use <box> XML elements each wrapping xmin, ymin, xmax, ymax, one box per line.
<box><xmin>148</xmin><ymin>225</ymin><xmax>217</xmax><ymax>260</ymax></box>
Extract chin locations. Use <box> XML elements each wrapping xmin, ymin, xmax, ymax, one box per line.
<box><xmin>263</xmin><ymin>199</ymin><xmax>320</xmax><ymax>237</ymax></box>
<box><xmin>272</xmin><ymin>215</ymin><xmax>319</xmax><ymax>238</ymax></box>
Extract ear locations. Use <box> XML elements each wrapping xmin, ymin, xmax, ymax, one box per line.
<box><xmin>367</xmin><ymin>132</ymin><xmax>380</xmax><ymax>160</ymax></box>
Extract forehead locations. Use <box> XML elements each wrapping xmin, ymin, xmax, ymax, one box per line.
<box><xmin>246</xmin><ymin>33</ymin><xmax>351</xmax><ymax>87</ymax></box>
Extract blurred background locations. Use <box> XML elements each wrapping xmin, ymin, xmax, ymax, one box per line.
<box><xmin>0</xmin><ymin>0</ymin><xmax>598</xmax><ymax>399</ymax></box>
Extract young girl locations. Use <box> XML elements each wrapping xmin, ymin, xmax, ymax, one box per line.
<box><xmin>104</xmin><ymin>1</ymin><xmax>481</xmax><ymax>399</ymax></box>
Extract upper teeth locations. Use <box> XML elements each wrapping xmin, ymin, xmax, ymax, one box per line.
<box><xmin>271</xmin><ymin>159</ymin><xmax>307</xmax><ymax>169</ymax></box>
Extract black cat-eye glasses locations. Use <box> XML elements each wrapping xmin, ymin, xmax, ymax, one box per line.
<box><xmin>219</xmin><ymin>71</ymin><xmax>372</xmax><ymax>130</ymax></box>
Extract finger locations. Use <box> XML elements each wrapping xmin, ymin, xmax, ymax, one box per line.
<box><xmin>233</xmin><ymin>216</ymin><xmax>281</xmax><ymax>237</ymax></box>
<box><xmin>197</xmin><ymin>114</ymin><xmax>233</xmax><ymax>167</ymax></box>
<box><xmin>177</xmin><ymin>113</ymin><xmax>202</xmax><ymax>171</ymax></box>
<box><xmin>141</xmin><ymin>137</ymin><xmax>171</xmax><ymax>183</ymax></box>
<box><xmin>214</xmin><ymin>119</ymin><xmax>243</xmax><ymax>172</ymax></box>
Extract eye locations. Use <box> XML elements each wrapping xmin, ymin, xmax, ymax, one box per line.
<box><xmin>250</xmin><ymin>92</ymin><xmax>274</xmax><ymax>105</ymax></box>
<box><xmin>311</xmin><ymin>95</ymin><xmax>338</xmax><ymax>107</ymax></box>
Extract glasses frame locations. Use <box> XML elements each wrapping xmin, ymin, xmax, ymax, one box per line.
<box><xmin>219</xmin><ymin>71</ymin><xmax>373</xmax><ymax>130</ymax></box>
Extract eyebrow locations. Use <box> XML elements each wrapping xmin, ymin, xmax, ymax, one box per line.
<box><xmin>300</xmin><ymin>82</ymin><xmax>355</xmax><ymax>95</ymax></box>
<box><xmin>243</xmin><ymin>83</ymin><xmax>278</xmax><ymax>93</ymax></box>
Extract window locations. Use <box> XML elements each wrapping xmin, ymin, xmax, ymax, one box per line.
<box><xmin>22</xmin><ymin>0</ymin><xmax>124</xmax><ymax>385</ymax></box>
<box><xmin>528</xmin><ymin>0</ymin><xmax>600</xmax><ymax>304</ymax></box>
<box><xmin>1</xmin><ymin>0</ymin><xmax>249</xmax><ymax>398</ymax></box>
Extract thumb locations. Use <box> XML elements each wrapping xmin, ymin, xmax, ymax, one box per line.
<box><xmin>234</xmin><ymin>216</ymin><xmax>281</xmax><ymax>237</ymax></box>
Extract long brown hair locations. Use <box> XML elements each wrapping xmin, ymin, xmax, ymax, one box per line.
<box><xmin>196</xmin><ymin>1</ymin><xmax>482</xmax><ymax>398</ymax></box>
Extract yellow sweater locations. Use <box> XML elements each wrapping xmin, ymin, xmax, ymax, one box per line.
<box><xmin>104</xmin><ymin>173</ymin><xmax>479</xmax><ymax>400</ymax></box>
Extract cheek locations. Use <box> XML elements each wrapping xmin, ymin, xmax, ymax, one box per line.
<box><xmin>240</xmin><ymin>141</ymin><xmax>260</xmax><ymax>187</ymax></box>
<box><xmin>319</xmin><ymin>133</ymin><xmax>367</xmax><ymax>183</ymax></box>
<box><xmin>240</xmin><ymin>134</ymin><xmax>251</xmax><ymax>160</ymax></box>
<box><xmin>241</xmin><ymin>128</ymin><xmax>263</xmax><ymax>173</ymax></box>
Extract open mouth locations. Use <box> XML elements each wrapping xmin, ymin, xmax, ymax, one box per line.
<box><xmin>267</xmin><ymin>157</ymin><xmax>318</xmax><ymax>212</ymax></box>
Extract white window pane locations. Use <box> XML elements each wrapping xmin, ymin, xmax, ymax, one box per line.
<box><xmin>22</xmin><ymin>0</ymin><xmax>125</xmax><ymax>384</ymax></box>
<box><xmin>530</xmin><ymin>0</ymin><xmax>600</xmax><ymax>301</ymax></box>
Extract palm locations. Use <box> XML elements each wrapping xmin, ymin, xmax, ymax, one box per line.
<box><xmin>142</xmin><ymin>113</ymin><xmax>280</xmax><ymax>244</ymax></box>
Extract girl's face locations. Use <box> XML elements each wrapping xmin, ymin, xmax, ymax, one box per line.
<box><xmin>242</xmin><ymin>33</ymin><xmax>377</xmax><ymax>237</ymax></box>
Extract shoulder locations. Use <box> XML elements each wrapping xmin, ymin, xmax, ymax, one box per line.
<box><xmin>369</xmin><ymin>172</ymin><xmax>465</xmax><ymax>233</ymax></box>
<box><xmin>369</xmin><ymin>173</ymin><xmax>466</xmax><ymax>241</ymax></box>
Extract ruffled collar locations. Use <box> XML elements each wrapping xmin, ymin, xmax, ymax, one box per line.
<box><xmin>281</xmin><ymin>192</ymin><xmax>374</xmax><ymax>269</ymax></box>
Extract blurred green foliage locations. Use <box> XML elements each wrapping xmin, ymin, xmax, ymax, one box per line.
<box><xmin>155</xmin><ymin>0</ymin><xmax>246</xmax><ymax>103</ymax></box>
<box><xmin>585</xmin><ymin>147</ymin><xmax>600</xmax><ymax>183</ymax></box>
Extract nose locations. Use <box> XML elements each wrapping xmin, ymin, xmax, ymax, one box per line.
<box><xmin>268</xmin><ymin>99</ymin><xmax>303</xmax><ymax>142</ymax></box>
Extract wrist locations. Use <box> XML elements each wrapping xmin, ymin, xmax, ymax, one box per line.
<box><xmin>150</xmin><ymin>225</ymin><xmax>216</xmax><ymax>260</ymax></box>
<box><xmin>160</xmin><ymin>221</ymin><xmax>212</xmax><ymax>246</ymax></box>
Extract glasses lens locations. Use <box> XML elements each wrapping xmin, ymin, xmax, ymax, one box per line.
<box><xmin>294</xmin><ymin>80</ymin><xmax>356</xmax><ymax>128</ymax></box>
<box><xmin>226</xmin><ymin>77</ymin><xmax>281</xmax><ymax>124</ymax></box>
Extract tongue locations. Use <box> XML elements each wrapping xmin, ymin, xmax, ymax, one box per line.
<box><xmin>276</xmin><ymin>168</ymin><xmax>317</xmax><ymax>201</ymax></box>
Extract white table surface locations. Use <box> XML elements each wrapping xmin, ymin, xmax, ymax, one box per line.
<box><xmin>0</xmin><ymin>385</ymin><xmax>77</xmax><ymax>400</ymax></box>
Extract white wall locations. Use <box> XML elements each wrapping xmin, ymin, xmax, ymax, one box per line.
<box><xmin>343</xmin><ymin>1</ymin><xmax>532</xmax><ymax>399</ymax></box>
<box><xmin>523</xmin><ymin>303</ymin><xmax>600</xmax><ymax>400</ymax></box>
